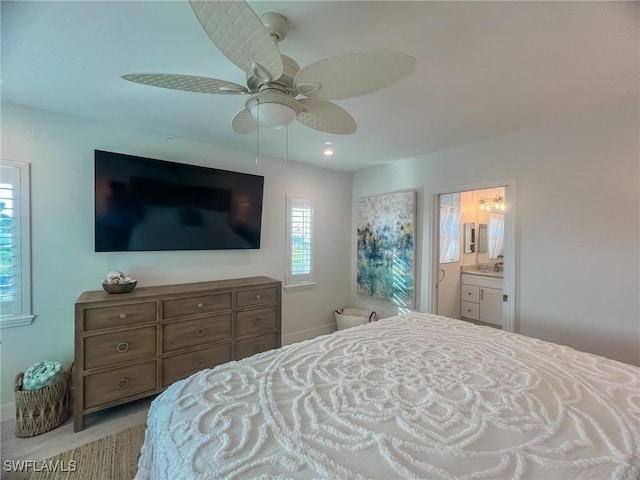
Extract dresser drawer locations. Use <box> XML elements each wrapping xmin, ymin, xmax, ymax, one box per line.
<box><xmin>461</xmin><ymin>285</ymin><xmax>480</xmax><ymax>303</ymax></box>
<box><xmin>461</xmin><ymin>301</ymin><xmax>480</xmax><ymax>320</ymax></box>
<box><xmin>163</xmin><ymin>293</ymin><xmax>232</xmax><ymax>319</ymax></box>
<box><xmin>84</xmin><ymin>327</ymin><xmax>157</xmax><ymax>370</ymax></box>
<box><xmin>162</xmin><ymin>343</ymin><xmax>231</xmax><ymax>387</ymax></box>
<box><xmin>236</xmin><ymin>306</ymin><xmax>278</xmax><ymax>337</ymax></box>
<box><xmin>84</xmin><ymin>302</ymin><xmax>156</xmax><ymax>331</ymax></box>
<box><xmin>163</xmin><ymin>313</ymin><xmax>231</xmax><ymax>352</ymax></box>
<box><xmin>236</xmin><ymin>332</ymin><xmax>278</xmax><ymax>360</ymax></box>
<box><xmin>84</xmin><ymin>360</ymin><xmax>157</xmax><ymax>409</ymax></box>
<box><xmin>236</xmin><ymin>287</ymin><xmax>278</xmax><ymax>308</ymax></box>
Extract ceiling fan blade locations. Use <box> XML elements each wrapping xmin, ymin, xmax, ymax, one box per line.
<box><xmin>122</xmin><ymin>73</ymin><xmax>248</xmax><ymax>94</ymax></box>
<box><xmin>296</xmin><ymin>99</ymin><xmax>356</xmax><ymax>135</ymax></box>
<box><xmin>189</xmin><ymin>0</ymin><xmax>283</xmax><ymax>81</ymax></box>
<box><xmin>232</xmin><ymin>108</ymin><xmax>257</xmax><ymax>134</ymax></box>
<box><xmin>295</xmin><ymin>51</ymin><xmax>417</xmax><ymax>101</ymax></box>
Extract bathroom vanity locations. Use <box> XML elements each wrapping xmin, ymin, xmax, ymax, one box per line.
<box><xmin>460</xmin><ymin>270</ymin><xmax>503</xmax><ymax>327</ymax></box>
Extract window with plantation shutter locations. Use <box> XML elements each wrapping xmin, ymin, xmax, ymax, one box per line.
<box><xmin>0</xmin><ymin>161</ymin><xmax>33</xmax><ymax>328</ymax></box>
<box><xmin>285</xmin><ymin>196</ymin><xmax>316</xmax><ymax>289</ymax></box>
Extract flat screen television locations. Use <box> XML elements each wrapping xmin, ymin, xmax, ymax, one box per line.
<box><xmin>94</xmin><ymin>150</ymin><xmax>264</xmax><ymax>252</ymax></box>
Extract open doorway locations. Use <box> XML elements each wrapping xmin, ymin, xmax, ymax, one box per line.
<box><xmin>429</xmin><ymin>179</ymin><xmax>516</xmax><ymax>332</ymax></box>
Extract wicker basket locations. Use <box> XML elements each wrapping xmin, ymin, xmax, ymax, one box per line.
<box><xmin>334</xmin><ymin>308</ymin><xmax>377</xmax><ymax>330</ymax></box>
<box><xmin>14</xmin><ymin>364</ymin><xmax>72</xmax><ymax>437</ymax></box>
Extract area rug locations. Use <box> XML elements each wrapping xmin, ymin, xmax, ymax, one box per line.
<box><xmin>3</xmin><ymin>424</ymin><xmax>145</xmax><ymax>480</ymax></box>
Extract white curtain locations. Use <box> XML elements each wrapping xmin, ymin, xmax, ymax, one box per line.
<box><xmin>488</xmin><ymin>212</ymin><xmax>504</xmax><ymax>259</ymax></box>
<box><xmin>439</xmin><ymin>205</ymin><xmax>461</xmax><ymax>263</ymax></box>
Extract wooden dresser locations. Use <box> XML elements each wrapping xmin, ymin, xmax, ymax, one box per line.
<box><xmin>73</xmin><ymin>276</ymin><xmax>281</xmax><ymax>431</ymax></box>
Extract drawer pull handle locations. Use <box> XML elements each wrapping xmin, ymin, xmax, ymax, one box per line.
<box><xmin>195</xmin><ymin>327</ymin><xmax>206</xmax><ymax>337</ymax></box>
<box><xmin>116</xmin><ymin>378</ymin><xmax>129</xmax><ymax>389</ymax></box>
<box><xmin>255</xmin><ymin>294</ymin><xmax>261</xmax><ymax>300</ymax></box>
<box><xmin>253</xmin><ymin>317</ymin><xmax>262</xmax><ymax>326</ymax></box>
<box><xmin>195</xmin><ymin>360</ymin><xmax>205</xmax><ymax>368</ymax></box>
<box><xmin>197</xmin><ymin>302</ymin><xmax>204</xmax><ymax>308</ymax></box>
<box><xmin>119</xmin><ymin>313</ymin><xmax>127</xmax><ymax>319</ymax></box>
<box><xmin>116</xmin><ymin>341</ymin><xmax>130</xmax><ymax>353</ymax></box>
<box><xmin>467</xmin><ymin>309</ymin><xmax>472</xmax><ymax>313</ymax></box>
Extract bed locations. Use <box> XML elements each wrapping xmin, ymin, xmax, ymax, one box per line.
<box><xmin>135</xmin><ymin>313</ymin><xmax>640</xmax><ymax>479</ymax></box>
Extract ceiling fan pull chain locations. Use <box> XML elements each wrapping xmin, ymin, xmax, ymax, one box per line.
<box><xmin>255</xmin><ymin>99</ymin><xmax>260</xmax><ymax>166</ymax></box>
<box><xmin>285</xmin><ymin>125</ymin><xmax>289</xmax><ymax>164</ymax></box>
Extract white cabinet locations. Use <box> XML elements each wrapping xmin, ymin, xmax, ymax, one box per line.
<box><xmin>460</xmin><ymin>273</ymin><xmax>503</xmax><ymax>326</ymax></box>
<box><xmin>479</xmin><ymin>287</ymin><xmax>503</xmax><ymax>325</ymax></box>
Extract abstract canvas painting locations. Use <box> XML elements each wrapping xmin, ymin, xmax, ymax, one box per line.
<box><xmin>357</xmin><ymin>190</ymin><xmax>416</xmax><ymax>307</ymax></box>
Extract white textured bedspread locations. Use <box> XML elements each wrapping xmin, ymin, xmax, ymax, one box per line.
<box><xmin>135</xmin><ymin>314</ymin><xmax>640</xmax><ymax>479</ymax></box>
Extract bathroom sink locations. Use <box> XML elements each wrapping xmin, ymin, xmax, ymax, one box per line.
<box><xmin>461</xmin><ymin>265</ymin><xmax>504</xmax><ymax>278</ymax></box>
<box><xmin>464</xmin><ymin>270</ymin><xmax>503</xmax><ymax>278</ymax></box>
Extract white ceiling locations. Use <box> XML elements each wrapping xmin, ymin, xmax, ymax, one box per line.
<box><xmin>2</xmin><ymin>1</ymin><xmax>637</xmax><ymax>172</ymax></box>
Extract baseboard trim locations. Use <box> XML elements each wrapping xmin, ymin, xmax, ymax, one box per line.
<box><xmin>282</xmin><ymin>323</ymin><xmax>335</xmax><ymax>345</ymax></box>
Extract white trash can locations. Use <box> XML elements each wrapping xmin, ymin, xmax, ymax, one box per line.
<box><xmin>334</xmin><ymin>308</ymin><xmax>377</xmax><ymax>331</ymax></box>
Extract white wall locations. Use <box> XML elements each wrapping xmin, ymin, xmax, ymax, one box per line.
<box><xmin>352</xmin><ymin>101</ymin><xmax>639</xmax><ymax>366</ymax></box>
<box><xmin>0</xmin><ymin>103</ymin><xmax>352</xmax><ymax>402</ymax></box>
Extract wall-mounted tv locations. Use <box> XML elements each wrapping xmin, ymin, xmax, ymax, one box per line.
<box><xmin>94</xmin><ymin>150</ymin><xmax>264</xmax><ymax>252</ymax></box>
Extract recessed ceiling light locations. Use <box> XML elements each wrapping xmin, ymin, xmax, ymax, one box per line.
<box><xmin>323</xmin><ymin>141</ymin><xmax>334</xmax><ymax>156</ymax></box>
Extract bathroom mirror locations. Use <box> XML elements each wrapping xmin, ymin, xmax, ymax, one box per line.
<box><xmin>478</xmin><ymin>223</ymin><xmax>488</xmax><ymax>253</ymax></box>
<box><xmin>463</xmin><ymin>222</ymin><xmax>475</xmax><ymax>253</ymax></box>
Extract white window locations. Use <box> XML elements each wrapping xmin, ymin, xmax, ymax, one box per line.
<box><xmin>439</xmin><ymin>193</ymin><xmax>462</xmax><ymax>264</ymax></box>
<box><xmin>488</xmin><ymin>212</ymin><xmax>505</xmax><ymax>259</ymax></box>
<box><xmin>285</xmin><ymin>196</ymin><xmax>315</xmax><ymax>289</ymax></box>
<box><xmin>0</xmin><ymin>161</ymin><xmax>33</xmax><ymax>328</ymax></box>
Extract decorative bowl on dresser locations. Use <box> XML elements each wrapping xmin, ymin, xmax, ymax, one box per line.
<box><xmin>74</xmin><ymin>276</ymin><xmax>281</xmax><ymax>431</ymax></box>
<box><xmin>101</xmin><ymin>280</ymin><xmax>137</xmax><ymax>294</ymax></box>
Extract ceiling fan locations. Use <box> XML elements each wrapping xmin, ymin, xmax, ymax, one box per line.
<box><xmin>122</xmin><ymin>0</ymin><xmax>417</xmax><ymax>135</ymax></box>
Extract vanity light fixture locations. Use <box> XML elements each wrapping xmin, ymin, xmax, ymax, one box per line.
<box><xmin>479</xmin><ymin>195</ymin><xmax>506</xmax><ymax>211</ymax></box>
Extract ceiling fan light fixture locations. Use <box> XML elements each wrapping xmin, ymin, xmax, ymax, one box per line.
<box><xmin>250</xmin><ymin>102</ymin><xmax>297</xmax><ymax>129</ymax></box>
<box><xmin>246</xmin><ymin>91</ymin><xmax>301</xmax><ymax>129</ymax></box>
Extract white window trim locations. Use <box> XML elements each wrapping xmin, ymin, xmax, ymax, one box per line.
<box><xmin>0</xmin><ymin>160</ymin><xmax>34</xmax><ymax>328</ymax></box>
<box><xmin>284</xmin><ymin>195</ymin><xmax>316</xmax><ymax>291</ymax></box>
